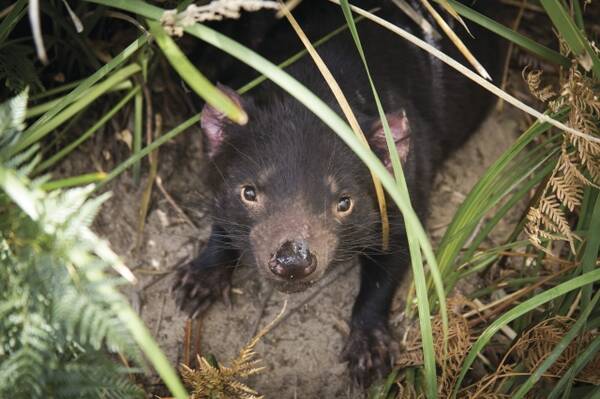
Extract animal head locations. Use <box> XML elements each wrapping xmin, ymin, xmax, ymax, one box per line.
<box><xmin>201</xmin><ymin>85</ymin><xmax>410</xmax><ymax>292</ymax></box>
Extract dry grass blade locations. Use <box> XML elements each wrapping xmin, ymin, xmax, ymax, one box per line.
<box><xmin>275</xmin><ymin>0</ymin><xmax>303</xmax><ymax>18</ymax></box>
<box><xmin>418</xmin><ymin>0</ymin><xmax>491</xmax><ymax>80</ymax></box>
<box><xmin>390</xmin><ymin>0</ymin><xmax>441</xmax><ymax>40</ymax></box>
<box><xmin>28</xmin><ymin>0</ymin><xmax>47</xmax><ymax>64</ymax></box>
<box><xmin>278</xmin><ymin>0</ymin><xmax>391</xmax><ymax>250</ymax></box>
<box><xmin>180</xmin><ymin>301</ymin><xmax>287</xmax><ymax>399</ymax></box>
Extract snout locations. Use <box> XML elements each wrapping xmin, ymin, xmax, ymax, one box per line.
<box><xmin>269</xmin><ymin>239</ymin><xmax>317</xmax><ymax>281</ymax></box>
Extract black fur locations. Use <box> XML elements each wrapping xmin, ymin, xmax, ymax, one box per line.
<box><xmin>175</xmin><ymin>1</ymin><xmax>501</xmax><ymax>387</ymax></box>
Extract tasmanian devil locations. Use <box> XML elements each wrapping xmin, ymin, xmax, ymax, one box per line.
<box><xmin>174</xmin><ymin>1</ymin><xmax>500</xmax><ymax>386</ymax></box>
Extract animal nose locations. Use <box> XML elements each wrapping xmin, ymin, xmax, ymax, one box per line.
<box><xmin>269</xmin><ymin>240</ymin><xmax>317</xmax><ymax>280</ymax></box>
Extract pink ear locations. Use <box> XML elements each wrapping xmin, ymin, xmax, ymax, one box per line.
<box><xmin>368</xmin><ymin>110</ymin><xmax>411</xmax><ymax>171</ymax></box>
<box><xmin>201</xmin><ymin>84</ymin><xmax>244</xmax><ymax>158</ymax></box>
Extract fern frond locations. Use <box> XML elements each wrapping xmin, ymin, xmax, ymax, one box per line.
<box><xmin>50</xmin><ymin>357</ymin><xmax>144</xmax><ymax>399</ymax></box>
<box><xmin>549</xmin><ymin>176</ymin><xmax>582</xmax><ymax>211</ymax></box>
<box><xmin>0</xmin><ymin>92</ymin><xmax>144</xmax><ymax>398</ymax></box>
<box><xmin>180</xmin><ymin>301</ymin><xmax>287</xmax><ymax>398</ymax></box>
<box><xmin>525</xmin><ymin>60</ymin><xmax>599</xmax><ymax>252</ymax></box>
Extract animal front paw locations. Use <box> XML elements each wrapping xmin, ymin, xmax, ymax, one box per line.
<box><xmin>341</xmin><ymin>323</ymin><xmax>399</xmax><ymax>387</ymax></box>
<box><xmin>172</xmin><ymin>262</ymin><xmax>233</xmax><ymax>318</ymax></box>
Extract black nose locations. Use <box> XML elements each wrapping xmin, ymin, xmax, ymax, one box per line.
<box><xmin>269</xmin><ymin>240</ymin><xmax>317</xmax><ymax>280</ymax></box>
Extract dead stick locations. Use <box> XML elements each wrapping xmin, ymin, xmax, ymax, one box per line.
<box><xmin>467</xmin><ymin>263</ymin><xmax>577</xmax><ymax>327</ymax></box>
<box><xmin>183</xmin><ymin>319</ymin><xmax>192</xmax><ymax>367</ymax></box>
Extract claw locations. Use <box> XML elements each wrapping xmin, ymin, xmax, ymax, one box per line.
<box><xmin>221</xmin><ymin>284</ymin><xmax>232</xmax><ymax>309</ymax></box>
<box><xmin>342</xmin><ymin>324</ymin><xmax>397</xmax><ymax>388</ymax></box>
<box><xmin>172</xmin><ymin>261</ymin><xmax>234</xmax><ymax>318</ymax></box>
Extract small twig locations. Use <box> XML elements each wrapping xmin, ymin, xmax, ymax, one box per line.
<box><xmin>134</xmin><ymin>267</ymin><xmax>173</xmax><ymax>275</ymax></box>
<box><xmin>0</xmin><ymin>3</ymin><xmax>15</xmax><ymax>19</ymax></box>
<box><xmin>497</xmin><ymin>0</ymin><xmax>527</xmax><ymax>111</ymax></box>
<box><xmin>134</xmin><ymin>97</ymin><xmax>158</xmax><ymax>251</ymax></box>
<box><xmin>194</xmin><ymin>315</ymin><xmax>203</xmax><ymax>361</ymax></box>
<box><xmin>466</xmin><ymin>262</ymin><xmax>577</xmax><ymax>325</ymax></box>
<box><xmin>390</xmin><ymin>0</ymin><xmax>441</xmax><ymax>40</ymax></box>
<box><xmin>472</xmin><ymin>299</ymin><xmax>517</xmax><ymax>340</ymax></box>
<box><xmin>500</xmin><ymin>0</ymin><xmax>544</xmax><ymax>12</ymax></box>
<box><xmin>140</xmin><ymin>263</ymin><xmax>180</xmax><ymax>291</ymax></box>
<box><xmin>497</xmin><ymin>251</ymin><xmax>577</xmax><ymax>266</ymax></box>
<box><xmin>155</xmin><ymin>175</ymin><xmax>198</xmax><ymax>229</ymax></box>
<box><xmin>275</xmin><ymin>0</ymin><xmax>303</xmax><ymax>18</ymax></box>
<box><xmin>250</xmin><ymin>286</ymin><xmax>274</xmax><ymax>338</ymax></box>
<box><xmin>183</xmin><ymin>319</ymin><xmax>193</xmax><ymax>367</ymax></box>
<box><xmin>154</xmin><ymin>295</ymin><xmax>167</xmax><ymax>337</ymax></box>
<box><xmin>566</xmin><ymin>290</ymin><xmax>582</xmax><ymax>319</ymax></box>
<box><xmin>104</xmin><ymin>10</ymin><xmax>148</xmax><ymax>33</ymax></box>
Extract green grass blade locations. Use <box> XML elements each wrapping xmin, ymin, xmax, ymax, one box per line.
<box><xmin>338</xmin><ymin>1</ymin><xmax>443</xmax><ymax>396</ymax></box>
<box><xmin>22</xmin><ymin>35</ymin><xmax>148</xmax><ymax>138</ymax></box>
<box><xmin>368</xmin><ymin>368</ymin><xmax>399</xmax><ymax>399</ymax></box>
<box><xmin>29</xmin><ymin>80</ymin><xmax>82</xmax><ymax>101</ymax></box>
<box><xmin>147</xmin><ymin>19</ymin><xmax>247</xmax><ymax>125</ymax></box>
<box><xmin>34</xmin><ymin>87</ymin><xmax>140</xmax><ymax>174</ymax></box>
<box><xmin>572</xmin><ymin>0</ymin><xmax>584</xmax><ymax>30</ymax></box>
<box><xmin>8</xmin><ymin>63</ymin><xmax>141</xmax><ymax>157</ymax></box>
<box><xmin>513</xmin><ymin>288</ymin><xmax>600</xmax><ymax>399</ymax></box>
<box><xmin>446</xmin><ymin>161</ymin><xmax>555</xmax><ymax>291</ymax></box>
<box><xmin>41</xmin><ymin>172</ymin><xmax>107</xmax><ymax>191</ymax></box>
<box><xmin>97</xmin><ymin>113</ymin><xmax>202</xmax><ymax>189</ymax></box>
<box><xmin>25</xmin><ymin>80</ymin><xmax>132</xmax><ymax>119</ymax></box>
<box><xmin>582</xmin><ymin>386</ymin><xmax>600</xmax><ymax>399</ymax></box>
<box><xmin>132</xmin><ymin>85</ymin><xmax>143</xmax><ymax>183</ymax></box>
<box><xmin>548</xmin><ymin>336</ymin><xmax>600</xmax><ymax>399</ymax></box>
<box><xmin>407</xmin><ymin>233</ymin><xmax>437</xmax><ymax>399</ymax></box>
<box><xmin>446</xmin><ymin>142</ymin><xmax>561</xmax><ymax>262</ymax></box>
<box><xmin>442</xmin><ymin>0</ymin><xmax>570</xmax><ymax>68</ymax></box>
<box><xmin>578</xmin><ymin>189</ymin><xmax>600</xmax><ymax>308</ymax></box>
<box><xmin>0</xmin><ymin>0</ymin><xmax>28</xmax><ymax>45</ymax></box>
<box><xmin>109</xmin><ymin>301</ymin><xmax>189</xmax><ymax>399</ymax></box>
<box><xmin>338</xmin><ymin>0</ymin><xmax>404</xmax><ymax>188</ymax></box>
<box><xmin>436</xmin><ymin>111</ymin><xmax>565</xmax><ymax>279</ymax></box>
<box><xmin>540</xmin><ymin>0</ymin><xmax>600</xmax><ymax>78</ymax></box>
<box><xmin>452</xmin><ymin>267</ymin><xmax>600</xmax><ymax>397</ymax></box>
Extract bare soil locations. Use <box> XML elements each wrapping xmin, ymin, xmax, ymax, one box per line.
<box><xmin>58</xmin><ymin>105</ymin><xmax>523</xmax><ymax>398</ymax></box>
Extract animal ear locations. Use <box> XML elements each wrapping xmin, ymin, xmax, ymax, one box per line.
<box><xmin>201</xmin><ymin>84</ymin><xmax>245</xmax><ymax>158</ymax></box>
<box><xmin>367</xmin><ymin>110</ymin><xmax>411</xmax><ymax>172</ymax></box>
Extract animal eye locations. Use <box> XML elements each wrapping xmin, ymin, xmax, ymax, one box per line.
<box><xmin>241</xmin><ymin>185</ymin><xmax>257</xmax><ymax>203</ymax></box>
<box><xmin>337</xmin><ymin>196</ymin><xmax>353</xmax><ymax>214</ymax></box>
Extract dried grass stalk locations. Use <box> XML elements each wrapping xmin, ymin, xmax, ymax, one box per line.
<box><xmin>161</xmin><ymin>0</ymin><xmax>280</xmax><ymax>36</ymax></box>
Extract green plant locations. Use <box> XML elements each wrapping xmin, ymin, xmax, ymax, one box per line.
<box><xmin>0</xmin><ymin>91</ymin><xmax>149</xmax><ymax>398</ymax></box>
